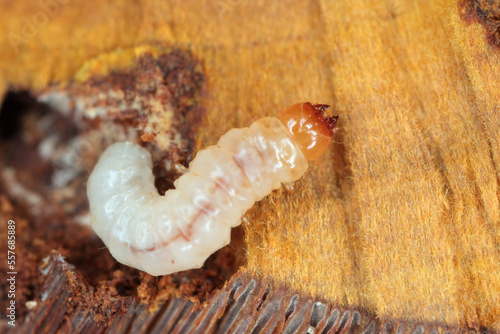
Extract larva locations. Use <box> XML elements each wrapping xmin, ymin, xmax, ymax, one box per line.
<box><xmin>87</xmin><ymin>102</ymin><xmax>338</xmax><ymax>276</ymax></box>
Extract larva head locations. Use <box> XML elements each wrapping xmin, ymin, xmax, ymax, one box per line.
<box><xmin>277</xmin><ymin>102</ymin><xmax>339</xmax><ymax>161</ymax></box>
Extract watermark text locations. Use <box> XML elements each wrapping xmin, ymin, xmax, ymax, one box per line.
<box><xmin>6</xmin><ymin>219</ymin><xmax>17</xmax><ymax>327</ymax></box>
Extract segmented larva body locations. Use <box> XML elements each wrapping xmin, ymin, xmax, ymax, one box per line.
<box><xmin>87</xmin><ymin>102</ymin><xmax>338</xmax><ymax>275</ymax></box>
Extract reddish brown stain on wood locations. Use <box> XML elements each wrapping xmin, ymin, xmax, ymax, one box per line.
<box><xmin>459</xmin><ymin>0</ymin><xmax>500</xmax><ymax>48</ymax></box>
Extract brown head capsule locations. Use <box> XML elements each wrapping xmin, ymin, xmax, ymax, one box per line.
<box><xmin>277</xmin><ymin>102</ymin><xmax>339</xmax><ymax>161</ymax></box>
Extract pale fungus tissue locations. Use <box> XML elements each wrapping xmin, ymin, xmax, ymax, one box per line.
<box><xmin>87</xmin><ymin>102</ymin><xmax>339</xmax><ymax>276</ymax></box>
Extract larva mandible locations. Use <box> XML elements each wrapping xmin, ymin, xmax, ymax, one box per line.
<box><xmin>87</xmin><ymin>102</ymin><xmax>338</xmax><ymax>276</ymax></box>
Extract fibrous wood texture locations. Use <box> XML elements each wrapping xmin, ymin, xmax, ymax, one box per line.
<box><xmin>1</xmin><ymin>0</ymin><xmax>500</xmax><ymax>331</ymax></box>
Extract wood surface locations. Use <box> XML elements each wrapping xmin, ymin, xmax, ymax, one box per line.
<box><xmin>1</xmin><ymin>0</ymin><xmax>499</xmax><ymax>330</ymax></box>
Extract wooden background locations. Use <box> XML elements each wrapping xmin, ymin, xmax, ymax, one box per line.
<box><xmin>1</xmin><ymin>0</ymin><xmax>500</xmax><ymax>330</ymax></box>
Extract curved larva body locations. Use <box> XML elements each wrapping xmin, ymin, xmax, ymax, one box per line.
<box><xmin>88</xmin><ymin>103</ymin><xmax>338</xmax><ymax>276</ymax></box>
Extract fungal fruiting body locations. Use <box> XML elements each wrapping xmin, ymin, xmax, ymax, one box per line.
<box><xmin>87</xmin><ymin>102</ymin><xmax>338</xmax><ymax>276</ymax></box>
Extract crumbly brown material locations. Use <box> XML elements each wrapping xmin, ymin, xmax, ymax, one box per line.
<box><xmin>2</xmin><ymin>252</ymin><xmax>473</xmax><ymax>334</ymax></box>
<box><xmin>0</xmin><ymin>51</ymin><xmax>245</xmax><ymax>328</ymax></box>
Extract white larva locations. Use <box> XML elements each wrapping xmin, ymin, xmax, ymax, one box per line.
<box><xmin>87</xmin><ymin>102</ymin><xmax>338</xmax><ymax>276</ymax></box>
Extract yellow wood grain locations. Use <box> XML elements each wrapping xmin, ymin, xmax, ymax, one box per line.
<box><xmin>1</xmin><ymin>0</ymin><xmax>499</xmax><ymax>329</ymax></box>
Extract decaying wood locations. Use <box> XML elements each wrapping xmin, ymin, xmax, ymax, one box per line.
<box><xmin>0</xmin><ymin>0</ymin><xmax>499</xmax><ymax>331</ymax></box>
